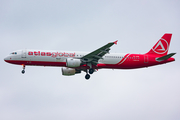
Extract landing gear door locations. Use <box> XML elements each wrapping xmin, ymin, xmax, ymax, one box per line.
<box><xmin>21</xmin><ymin>49</ymin><xmax>26</xmax><ymax>58</ymax></box>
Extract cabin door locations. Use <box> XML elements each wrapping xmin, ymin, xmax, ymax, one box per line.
<box><xmin>21</xmin><ymin>49</ymin><xmax>26</xmax><ymax>58</ymax></box>
<box><xmin>144</xmin><ymin>55</ymin><xmax>148</xmax><ymax>63</ymax></box>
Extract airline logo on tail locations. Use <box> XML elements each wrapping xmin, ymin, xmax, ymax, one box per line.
<box><xmin>146</xmin><ymin>33</ymin><xmax>172</xmax><ymax>56</ymax></box>
<box><xmin>152</xmin><ymin>38</ymin><xmax>169</xmax><ymax>54</ymax></box>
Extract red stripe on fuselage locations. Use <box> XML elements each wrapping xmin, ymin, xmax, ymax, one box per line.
<box><xmin>117</xmin><ymin>53</ymin><xmax>130</xmax><ymax>65</ymax></box>
<box><xmin>5</xmin><ymin>56</ymin><xmax>175</xmax><ymax>69</ymax></box>
<box><xmin>4</xmin><ymin>60</ymin><xmax>66</xmax><ymax>67</ymax></box>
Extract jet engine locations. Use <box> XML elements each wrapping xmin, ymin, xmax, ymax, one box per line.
<box><xmin>61</xmin><ymin>67</ymin><xmax>81</xmax><ymax>76</ymax></box>
<box><xmin>66</xmin><ymin>58</ymin><xmax>81</xmax><ymax>67</ymax></box>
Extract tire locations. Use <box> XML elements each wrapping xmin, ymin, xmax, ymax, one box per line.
<box><xmin>22</xmin><ymin>70</ymin><xmax>25</xmax><ymax>74</ymax></box>
<box><xmin>89</xmin><ymin>68</ymin><xmax>94</xmax><ymax>74</ymax></box>
<box><xmin>85</xmin><ymin>74</ymin><xmax>90</xmax><ymax>80</ymax></box>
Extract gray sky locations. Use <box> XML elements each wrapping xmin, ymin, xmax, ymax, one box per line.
<box><xmin>0</xmin><ymin>0</ymin><xmax>180</xmax><ymax>120</ymax></box>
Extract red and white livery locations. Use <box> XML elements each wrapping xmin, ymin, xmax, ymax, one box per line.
<box><xmin>4</xmin><ymin>33</ymin><xmax>176</xmax><ymax>79</ymax></box>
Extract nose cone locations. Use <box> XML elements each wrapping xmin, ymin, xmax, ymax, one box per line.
<box><xmin>4</xmin><ymin>56</ymin><xmax>10</xmax><ymax>63</ymax></box>
<box><xmin>4</xmin><ymin>57</ymin><xmax>8</xmax><ymax>62</ymax></box>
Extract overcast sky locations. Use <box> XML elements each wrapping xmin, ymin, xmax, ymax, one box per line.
<box><xmin>0</xmin><ymin>0</ymin><xmax>180</xmax><ymax>120</ymax></box>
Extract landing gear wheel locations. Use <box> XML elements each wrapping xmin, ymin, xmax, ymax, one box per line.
<box><xmin>22</xmin><ymin>70</ymin><xmax>25</xmax><ymax>74</ymax></box>
<box><xmin>22</xmin><ymin>64</ymin><xmax>25</xmax><ymax>74</ymax></box>
<box><xmin>89</xmin><ymin>68</ymin><xmax>94</xmax><ymax>74</ymax></box>
<box><xmin>85</xmin><ymin>74</ymin><xmax>90</xmax><ymax>80</ymax></box>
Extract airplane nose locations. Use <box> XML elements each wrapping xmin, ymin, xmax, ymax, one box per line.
<box><xmin>4</xmin><ymin>57</ymin><xmax>7</xmax><ymax>62</ymax></box>
<box><xmin>4</xmin><ymin>56</ymin><xmax>9</xmax><ymax>62</ymax></box>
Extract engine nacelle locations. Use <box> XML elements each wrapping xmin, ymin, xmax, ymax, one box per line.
<box><xmin>66</xmin><ymin>58</ymin><xmax>81</xmax><ymax>67</ymax></box>
<box><xmin>61</xmin><ymin>67</ymin><xmax>81</xmax><ymax>76</ymax></box>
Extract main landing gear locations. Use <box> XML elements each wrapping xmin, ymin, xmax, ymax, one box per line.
<box><xmin>85</xmin><ymin>74</ymin><xmax>90</xmax><ymax>80</ymax></box>
<box><xmin>85</xmin><ymin>68</ymin><xmax>95</xmax><ymax>80</ymax></box>
<box><xmin>21</xmin><ymin>64</ymin><xmax>25</xmax><ymax>74</ymax></box>
<box><xmin>89</xmin><ymin>68</ymin><xmax>94</xmax><ymax>74</ymax></box>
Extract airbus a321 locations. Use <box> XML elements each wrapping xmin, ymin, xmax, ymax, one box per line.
<box><xmin>4</xmin><ymin>33</ymin><xmax>176</xmax><ymax>80</ymax></box>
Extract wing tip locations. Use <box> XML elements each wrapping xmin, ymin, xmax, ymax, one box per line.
<box><xmin>113</xmin><ymin>40</ymin><xmax>118</xmax><ymax>45</ymax></box>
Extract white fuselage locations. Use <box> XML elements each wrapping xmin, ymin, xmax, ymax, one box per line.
<box><xmin>4</xmin><ymin>49</ymin><xmax>127</xmax><ymax>66</ymax></box>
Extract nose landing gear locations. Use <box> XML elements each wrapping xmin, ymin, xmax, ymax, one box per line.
<box><xmin>21</xmin><ymin>64</ymin><xmax>25</xmax><ymax>74</ymax></box>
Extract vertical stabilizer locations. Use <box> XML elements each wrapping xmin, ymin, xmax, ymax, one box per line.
<box><xmin>146</xmin><ymin>33</ymin><xmax>172</xmax><ymax>56</ymax></box>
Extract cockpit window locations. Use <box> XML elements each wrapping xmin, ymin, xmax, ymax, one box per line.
<box><xmin>10</xmin><ymin>52</ymin><xmax>17</xmax><ymax>55</ymax></box>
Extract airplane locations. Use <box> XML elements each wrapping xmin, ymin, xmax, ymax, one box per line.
<box><xmin>4</xmin><ymin>33</ymin><xmax>176</xmax><ymax>80</ymax></box>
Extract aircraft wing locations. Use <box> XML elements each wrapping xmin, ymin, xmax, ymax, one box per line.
<box><xmin>81</xmin><ymin>40</ymin><xmax>118</xmax><ymax>65</ymax></box>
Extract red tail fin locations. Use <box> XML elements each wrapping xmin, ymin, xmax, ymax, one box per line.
<box><xmin>146</xmin><ymin>33</ymin><xmax>172</xmax><ymax>56</ymax></box>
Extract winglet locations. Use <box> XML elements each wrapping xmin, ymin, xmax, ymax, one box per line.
<box><xmin>113</xmin><ymin>40</ymin><xmax>118</xmax><ymax>45</ymax></box>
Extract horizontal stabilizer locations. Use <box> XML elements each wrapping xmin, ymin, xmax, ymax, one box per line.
<box><xmin>156</xmin><ymin>53</ymin><xmax>176</xmax><ymax>62</ymax></box>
